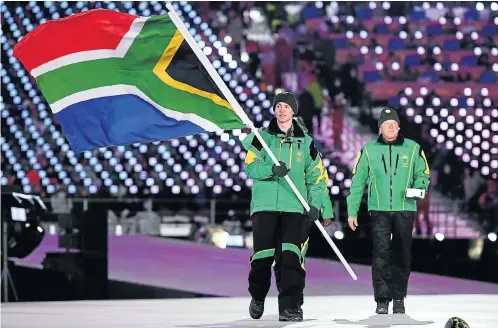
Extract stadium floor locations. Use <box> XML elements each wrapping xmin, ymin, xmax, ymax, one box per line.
<box><xmin>2</xmin><ymin>294</ymin><xmax>497</xmax><ymax>327</ymax></box>
<box><xmin>12</xmin><ymin>235</ymin><xmax>498</xmax><ymax>297</ymax></box>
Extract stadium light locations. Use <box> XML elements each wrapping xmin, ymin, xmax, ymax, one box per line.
<box><xmin>435</xmin><ymin>232</ymin><xmax>445</xmax><ymax>241</ymax></box>
<box><xmin>334</xmin><ymin>231</ymin><xmax>344</xmax><ymax>240</ymax></box>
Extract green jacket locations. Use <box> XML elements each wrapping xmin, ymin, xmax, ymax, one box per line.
<box><xmin>295</xmin><ymin>117</ymin><xmax>334</xmax><ymax>219</ymax></box>
<box><xmin>346</xmin><ymin>134</ymin><xmax>430</xmax><ymax>218</ymax></box>
<box><xmin>242</xmin><ymin>118</ymin><xmax>331</xmax><ymax>217</ymax></box>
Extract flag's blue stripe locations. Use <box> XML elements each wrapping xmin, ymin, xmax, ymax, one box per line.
<box><xmin>55</xmin><ymin>94</ymin><xmax>205</xmax><ymax>153</ymax></box>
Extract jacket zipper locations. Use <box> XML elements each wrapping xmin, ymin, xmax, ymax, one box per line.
<box><xmin>288</xmin><ymin>143</ymin><xmax>293</xmax><ymax>169</ymax></box>
<box><xmin>394</xmin><ymin>154</ymin><xmax>399</xmax><ymax>176</ymax></box>
<box><xmin>381</xmin><ymin>155</ymin><xmax>388</xmax><ymax>174</ymax></box>
<box><xmin>389</xmin><ymin>145</ymin><xmax>393</xmax><ymax>210</ymax></box>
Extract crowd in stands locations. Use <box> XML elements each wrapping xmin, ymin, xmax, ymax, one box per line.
<box><xmin>194</xmin><ymin>1</ymin><xmax>371</xmax><ymax>140</ymax></box>
<box><xmin>395</xmin><ymin>95</ymin><xmax>497</xmax><ymax>233</ymax></box>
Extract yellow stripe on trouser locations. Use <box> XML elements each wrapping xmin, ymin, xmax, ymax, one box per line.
<box><xmin>282</xmin><ymin>242</ymin><xmax>309</xmax><ymax>270</ymax></box>
<box><xmin>301</xmin><ymin>238</ymin><xmax>309</xmax><ymax>270</ymax></box>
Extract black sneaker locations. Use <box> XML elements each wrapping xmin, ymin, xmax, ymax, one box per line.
<box><xmin>393</xmin><ymin>299</ymin><xmax>405</xmax><ymax>314</ymax></box>
<box><xmin>297</xmin><ymin>304</ymin><xmax>303</xmax><ymax>315</ymax></box>
<box><xmin>249</xmin><ymin>298</ymin><xmax>264</xmax><ymax>319</ymax></box>
<box><xmin>375</xmin><ymin>300</ymin><xmax>389</xmax><ymax>314</ymax></box>
<box><xmin>279</xmin><ymin>308</ymin><xmax>303</xmax><ymax>322</ymax></box>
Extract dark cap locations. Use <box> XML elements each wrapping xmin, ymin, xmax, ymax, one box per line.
<box><xmin>378</xmin><ymin>108</ymin><xmax>400</xmax><ymax>128</ymax></box>
<box><xmin>272</xmin><ymin>92</ymin><xmax>298</xmax><ymax>115</ymax></box>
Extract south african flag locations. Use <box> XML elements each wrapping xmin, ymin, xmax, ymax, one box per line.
<box><xmin>13</xmin><ymin>8</ymin><xmax>245</xmax><ymax>153</ymax></box>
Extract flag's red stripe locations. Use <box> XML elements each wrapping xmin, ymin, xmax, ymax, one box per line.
<box><xmin>13</xmin><ymin>9</ymin><xmax>136</xmax><ymax>72</ymax></box>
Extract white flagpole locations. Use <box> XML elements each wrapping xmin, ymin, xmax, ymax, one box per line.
<box><xmin>165</xmin><ymin>3</ymin><xmax>357</xmax><ymax>281</ymax></box>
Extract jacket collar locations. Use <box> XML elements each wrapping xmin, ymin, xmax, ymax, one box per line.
<box><xmin>267</xmin><ymin>117</ymin><xmax>305</xmax><ymax>138</ymax></box>
<box><xmin>377</xmin><ymin>133</ymin><xmax>405</xmax><ymax>145</ymax></box>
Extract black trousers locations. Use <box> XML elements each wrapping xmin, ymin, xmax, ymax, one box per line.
<box><xmin>273</xmin><ymin>228</ymin><xmax>309</xmax><ymax>308</ymax></box>
<box><xmin>370</xmin><ymin>211</ymin><xmax>415</xmax><ymax>301</ymax></box>
<box><xmin>248</xmin><ymin>211</ymin><xmax>310</xmax><ymax>313</ymax></box>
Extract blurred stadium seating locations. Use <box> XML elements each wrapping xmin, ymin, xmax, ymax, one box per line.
<box><xmin>0</xmin><ymin>1</ymin><xmax>351</xmax><ymax>198</ymax></box>
<box><xmin>1</xmin><ymin>1</ymin><xmax>496</xmax><ymax>240</ymax></box>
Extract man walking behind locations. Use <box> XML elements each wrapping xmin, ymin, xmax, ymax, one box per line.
<box><xmin>346</xmin><ymin>108</ymin><xmax>431</xmax><ymax>314</ymax></box>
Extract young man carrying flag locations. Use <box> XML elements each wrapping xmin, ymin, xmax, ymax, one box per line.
<box><xmin>272</xmin><ymin>116</ymin><xmax>334</xmax><ymax>317</ymax></box>
<box><xmin>14</xmin><ymin>8</ymin><xmax>353</xmax><ymax>321</ymax></box>
<box><xmin>242</xmin><ymin>92</ymin><xmax>331</xmax><ymax>321</ymax></box>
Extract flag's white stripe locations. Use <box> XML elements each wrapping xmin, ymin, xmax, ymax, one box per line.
<box><xmin>49</xmin><ymin>84</ymin><xmax>222</xmax><ymax>132</ymax></box>
<box><xmin>31</xmin><ymin>17</ymin><xmax>149</xmax><ymax>78</ymax></box>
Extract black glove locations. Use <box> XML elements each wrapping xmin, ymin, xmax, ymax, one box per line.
<box><xmin>305</xmin><ymin>206</ymin><xmax>320</xmax><ymax>222</ymax></box>
<box><xmin>272</xmin><ymin>161</ymin><xmax>289</xmax><ymax>177</ymax></box>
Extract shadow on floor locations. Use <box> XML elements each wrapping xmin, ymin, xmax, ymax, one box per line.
<box><xmin>334</xmin><ymin>314</ymin><xmax>434</xmax><ymax>327</ymax></box>
<box><xmin>176</xmin><ymin>315</ymin><xmax>316</xmax><ymax>328</ymax></box>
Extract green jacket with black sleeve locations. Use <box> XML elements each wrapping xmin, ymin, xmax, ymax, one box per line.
<box><xmin>242</xmin><ymin>118</ymin><xmax>328</xmax><ymax>216</ymax></box>
<box><xmin>346</xmin><ymin>134</ymin><xmax>430</xmax><ymax>218</ymax></box>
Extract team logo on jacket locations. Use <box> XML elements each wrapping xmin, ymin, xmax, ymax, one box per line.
<box><xmin>401</xmin><ymin>155</ymin><xmax>409</xmax><ymax>167</ymax></box>
<box><xmin>296</xmin><ymin>151</ymin><xmax>303</xmax><ymax>163</ymax></box>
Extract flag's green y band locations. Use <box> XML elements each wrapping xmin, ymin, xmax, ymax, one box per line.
<box><xmin>36</xmin><ymin>14</ymin><xmax>242</xmax><ymax>128</ymax></box>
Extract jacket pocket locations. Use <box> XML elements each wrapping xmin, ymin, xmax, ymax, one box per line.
<box><xmin>394</xmin><ymin>154</ymin><xmax>399</xmax><ymax>176</ymax></box>
<box><xmin>381</xmin><ymin>154</ymin><xmax>388</xmax><ymax>174</ymax></box>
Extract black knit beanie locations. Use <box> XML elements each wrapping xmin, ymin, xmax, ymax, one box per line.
<box><xmin>378</xmin><ymin>108</ymin><xmax>400</xmax><ymax>128</ymax></box>
<box><xmin>272</xmin><ymin>92</ymin><xmax>298</xmax><ymax>115</ymax></box>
